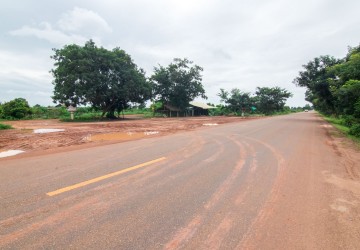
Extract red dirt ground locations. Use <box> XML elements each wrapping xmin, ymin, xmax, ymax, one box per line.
<box><xmin>0</xmin><ymin>116</ymin><xmax>259</xmax><ymax>156</ymax></box>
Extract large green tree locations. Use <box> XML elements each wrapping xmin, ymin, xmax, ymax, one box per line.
<box><xmin>329</xmin><ymin>46</ymin><xmax>360</xmax><ymax>117</ymax></box>
<box><xmin>293</xmin><ymin>44</ymin><xmax>360</xmax><ymax>119</ymax></box>
<box><xmin>254</xmin><ymin>87</ymin><xmax>293</xmax><ymax>115</ymax></box>
<box><xmin>51</xmin><ymin>40</ymin><xmax>151</xmax><ymax>118</ymax></box>
<box><xmin>218</xmin><ymin>88</ymin><xmax>252</xmax><ymax>114</ymax></box>
<box><xmin>292</xmin><ymin>55</ymin><xmax>341</xmax><ymax>114</ymax></box>
<box><xmin>151</xmin><ymin>58</ymin><xmax>207</xmax><ymax>110</ymax></box>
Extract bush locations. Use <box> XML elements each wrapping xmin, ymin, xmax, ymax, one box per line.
<box><xmin>208</xmin><ymin>107</ymin><xmax>225</xmax><ymax>116</ymax></box>
<box><xmin>31</xmin><ymin>105</ymin><xmax>49</xmax><ymax>119</ymax></box>
<box><xmin>2</xmin><ymin>98</ymin><xmax>32</xmax><ymax>119</ymax></box>
<box><xmin>123</xmin><ymin>108</ymin><xmax>151</xmax><ymax>115</ymax></box>
<box><xmin>208</xmin><ymin>106</ymin><xmax>236</xmax><ymax>116</ymax></box>
<box><xmin>0</xmin><ymin>123</ymin><xmax>13</xmax><ymax>130</ymax></box>
<box><xmin>0</xmin><ymin>104</ymin><xmax>3</xmax><ymax>118</ymax></box>
<box><xmin>342</xmin><ymin>115</ymin><xmax>356</xmax><ymax>127</ymax></box>
<box><xmin>354</xmin><ymin>99</ymin><xmax>360</xmax><ymax>119</ymax></box>
<box><xmin>349</xmin><ymin>124</ymin><xmax>360</xmax><ymax>137</ymax></box>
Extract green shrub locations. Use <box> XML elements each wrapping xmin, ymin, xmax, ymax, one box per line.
<box><xmin>342</xmin><ymin>115</ymin><xmax>356</xmax><ymax>127</ymax></box>
<box><xmin>0</xmin><ymin>123</ymin><xmax>13</xmax><ymax>130</ymax></box>
<box><xmin>208</xmin><ymin>108</ymin><xmax>224</xmax><ymax>116</ymax></box>
<box><xmin>0</xmin><ymin>104</ymin><xmax>3</xmax><ymax>118</ymax></box>
<box><xmin>123</xmin><ymin>108</ymin><xmax>151</xmax><ymax>115</ymax></box>
<box><xmin>349</xmin><ymin>124</ymin><xmax>360</xmax><ymax>137</ymax></box>
<box><xmin>2</xmin><ymin>98</ymin><xmax>32</xmax><ymax>119</ymax></box>
<box><xmin>354</xmin><ymin>99</ymin><xmax>360</xmax><ymax>118</ymax></box>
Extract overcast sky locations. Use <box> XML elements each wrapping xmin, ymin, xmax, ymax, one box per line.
<box><xmin>1</xmin><ymin>0</ymin><xmax>359</xmax><ymax>107</ymax></box>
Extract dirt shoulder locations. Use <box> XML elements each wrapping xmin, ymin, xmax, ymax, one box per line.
<box><xmin>0</xmin><ymin>116</ymin><xmax>260</xmax><ymax>157</ymax></box>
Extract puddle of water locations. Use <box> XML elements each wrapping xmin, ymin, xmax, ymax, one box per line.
<box><xmin>33</xmin><ymin>128</ymin><xmax>65</xmax><ymax>134</ymax></box>
<box><xmin>203</xmin><ymin>123</ymin><xmax>218</xmax><ymax>126</ymax></box>
<box><xmin>89</xmin><ymin>131</ymin><xmax>160</xmax><ymax>141</ymax></box>
<box><xmin>144</xmin><ymin>131</ymin><xmax>159</xmax><ymax>135</ymax></box>
<box><xmin>0</xmin><ymin>150</ymin><xmax>24</xmax><ymax>158</ymax></box>
<box><xmin>320</xmin><ymin>124</ymin><xmax>332</xmax><ymax>128</ymax></box>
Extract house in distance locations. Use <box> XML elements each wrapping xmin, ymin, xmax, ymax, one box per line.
<box><xmin>157</xmin><ymin>102</ymin><xmax>215</xmax><ymax>117</ymax></box>
<box><xmin>187</xmin><ymin>102</ymin><xmax>216</xmax><ymax>116</ymax></box>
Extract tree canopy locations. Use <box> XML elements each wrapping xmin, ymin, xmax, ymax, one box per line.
<box><xmin>254</xmin><ymin>87</ymin><xmax>293</xmax><ymax>115</ymax></box>
<box><xmin>218</xmin><ymin>88</ymin><xmax>252</xmax><ymax>113</ymax></box>
<box><xmin>1</xmin><ymin>98</ymin><xmax>32</xmax><ymax>119</ymax></box>
<box><xmin>293</xmin><ymin>44</ymin><xmax>360</xmax><ymax>136</ymax></box>
<box><xmin>51</xmin><ymin>40</ymin><xmax>151</xmax><ymax>118</ymax></box>
<box><xmin>217</xmin><ymin>86</ymin><xmax>292</xmax><ymax>115</ymax></box>
<box><xmin>293</xmin><ymin>55</ymin><xmax>340</xmax><ymax>114</ymax></box>
<box><xmin>151</xmin><ymin>58</ymin><xmax>207</xmax><ymax>110</ymax></box>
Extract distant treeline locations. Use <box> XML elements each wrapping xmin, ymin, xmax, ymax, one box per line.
<box><xmin>0</xmin><ymin>96</ymin><xmax>308</xmax><ymax>122</ymax></box>
<box><xmin>213</xmin><ymin>86</ymin><xmax>303</xmax><ymax>116</ymax></box>
<box><xmin>0</xmin><ymin>99</ymin><xmax>152</xmax><ymax>121</ymax></box>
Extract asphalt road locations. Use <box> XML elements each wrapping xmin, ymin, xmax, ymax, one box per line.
<box><xmin>1</xmin><ymin>112</ymin><xmax>359</xmax><ymax>249</ymax></box>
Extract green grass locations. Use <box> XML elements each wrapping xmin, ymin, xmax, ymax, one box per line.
<box><xmin>60</xmin><ymin>108</ymin><xmax>155</xmax><ymax>122</ymax></box>
<box><xmin>0</xmin><ymin>123</ymin><xmax>13</xmax><ymax>130</ymax></box>
<box><xmin>322</xmin><ymin>116</ymin><xmax>350</xmax><ymax>133</ymax></box>
<box><xmin>60</xmin><ymin>115</ymin><xmax>105</xmax><ymax>122</ymax></box>
<box><xmin>123</xmin><ymin>108</ymin><xmax>152</xmax><ymax>115</ymax></box>
<box><xmin>319</xmin><ymin>113</ymin><xmax>360</xmax><ymax>144</ymax></box>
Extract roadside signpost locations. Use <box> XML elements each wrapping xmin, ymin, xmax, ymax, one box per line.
<box><xmin>67</xmin><ymin>105</ymin><xmax>77</xmax><ymax>120</ymax></box>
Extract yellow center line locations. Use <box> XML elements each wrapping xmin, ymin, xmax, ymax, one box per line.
<box><xmin>46</xmin><ymin>157</ymin><xmax>166</xmax><ymax>197</ymax></box>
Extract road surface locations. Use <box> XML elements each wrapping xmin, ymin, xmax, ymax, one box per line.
<box><xmin>1</xmin><ymin>112</ymin><xmax>359</xmax><ymax>249</ymax></box>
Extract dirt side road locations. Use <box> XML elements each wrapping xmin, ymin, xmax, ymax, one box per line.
<box><xmin>0</xmin><ymin>112</ymin><xmax>359</xmax><ymax>249</ymax></box>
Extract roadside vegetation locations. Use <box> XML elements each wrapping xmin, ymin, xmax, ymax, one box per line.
<box><xmin>0</xmin><ymin>100</ymin><xmax>156</xmax><ymax>122</ymax></box>
<box><xmin>294</xmin><ymin>44</ymin><xmax>360</xmax><ymax>139</ymax></box>
<box><xmin>208</xmin><ymin>105</ymin><xmax>305</xmax><ymax>116</ymax></box>
<box><xmin>215</xmin><ymin>86</ymin><xmax>296</xmax><ymax>116</ymax></box>
<box><xmin>1</xmin><ymin>39</ymin><xmax>310</xmax><ymax>123</ymax></box>
<box><xmin>320</xmin><ymin>114</ymin><xmax>360</xmax><ymax>144</ymax></box>
<box><xmin>0</xmin><ymin>123</ymin><xmax>13</xmax><ymax>130</ymax></box>
<box><xmin>0</xmin><ymin>101</ymin><xmax>307</xmax><ymax>122</ymax></box>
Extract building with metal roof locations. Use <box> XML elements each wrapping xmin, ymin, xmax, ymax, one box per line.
<box><xmin>188</xmin><ymin>101</ymin><xmax>216</xmax><ymax>116</ymax></box>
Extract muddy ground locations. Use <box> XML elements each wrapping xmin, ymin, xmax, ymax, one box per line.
<box><xmin>0</xmin><ymin>116</ymin><xmax>259</xmax><ymax>156</ymax></box>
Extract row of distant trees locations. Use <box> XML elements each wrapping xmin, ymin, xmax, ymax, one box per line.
<box><xmin>1</xmin><ymin>40</ymin><xmax>296</xmax><ymax>120</ymax></box>
<box><xmin>293</xmin><ymin>44</ymin><xmax>360</xmax><ymax>136</ymax></box>
<box><xmin>217</xmin><ymin>87</ymin><xmax>293</xmax><ymax>115</ymax></box>
<box><xmin>51</xmin><ymin>40</ymin><xmax>292</xmax><ymax>118</ymax></box>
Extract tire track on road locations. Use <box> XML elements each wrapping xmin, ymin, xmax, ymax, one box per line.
<box><xmin>236</xmin><ymin>136</ymin><xmax>286</xmax><ymax>249</ymax></box>
<box><xmin>164</xmin><ymin>136</ymin><xmax>248</xmax><ymax>249</ymax></box>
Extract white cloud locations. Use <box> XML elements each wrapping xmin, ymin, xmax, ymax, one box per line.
<box><xmin>0</xmin><ymin>50</ymin><xmax>51</xmax><ymax>81</ymax></box>
<box><xmin>57</xmin><ymin>7</ymin><xmax>112</xmax><ymax>34</ymax></box>
<box><xmin>10</xmin><ymin>22</ymin><xmax>88</xmax><ymax>46</ymax></box>
<box><xmin>3</xmin><ymin>0</ymin><xmax>360</xmax><ymax>107</ymax></box>
<box><xmin>0</xmin><ymin>50</ymin><xmax>53</xmax><ymax>105</ymax></box>
<box><xmin>9</xmin><ymin>7</ymin><xmax>111</xmax><ymax>46</ymax></box>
